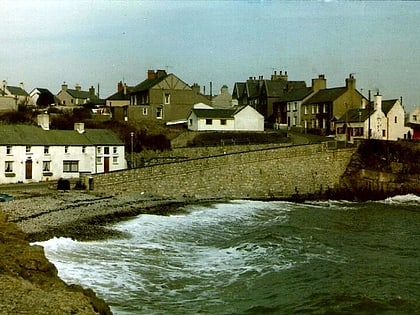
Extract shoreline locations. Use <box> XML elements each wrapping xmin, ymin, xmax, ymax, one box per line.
<box><xmin>1</xmin><ymin>189</ymin><xmax>228</xmax><ymax>242</ymax></box>
<box><xmin>1</xmin><ymin>186</ymin><xmax>416</xmax><ymax>243</ymax></box>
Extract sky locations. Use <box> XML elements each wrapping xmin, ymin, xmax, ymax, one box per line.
<box><xmin>1</xmin><ymin>0</ymin><xmax>420</xmax><ymax>111</ymax></box>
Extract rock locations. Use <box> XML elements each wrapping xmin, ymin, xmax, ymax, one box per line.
<box><xmin>0</xmin><ymin>210</ymin><xmax>112</xmax><ymax>315</ymax></box>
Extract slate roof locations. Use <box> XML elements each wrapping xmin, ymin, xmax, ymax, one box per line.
<box><xmin>106</xmin><ymin>90</ymin><xmax>132</xmax><ymax>101</ymax></box>
<box><xmin>131</xmin><ymin>75</ymin><xmax>168</xmax><ymax>93</ymax></box>
<box><xmin>233</xmin><ymin>82</ymin><xmax>246</xmax><ymax>98</ymax></box>
<box><xmin>303</xmin><ymin>87</ymin><xmax>347</xmax><ymax>104</ymax></box>
<box><xmin>6</xmin><ymin>86</ymin><xmax>29</xmax><ymax>96</ymax></box>
<box><xmin>336</xmin><ymin>108</ymin><xmax>371</xmax><ymax>123</ymax></box>
<box><xmin>279</xmin><ymin>87</ymin><xmax>313</xmax><ymax>102</ymax></box>
<box><xmin>191</xmin><ymin>106</ymin><xmax>246</xmax><ymax>119</ymax></box>
<box><xmin>370</xmin><ymin>99</ymin><xmax>398</xmax><ymax>115</ymax></box>
<box><xmin>0</xmin><ymin>125</ymin><xmax>124</xmax><ymax>146</ymax></box>
<box><xmin>245</xmin><ymin>80</ymin><xmax>261</xmax><ymax>98</ymax></box>
<box><xmin>66</xmin><ymin>89</ymin><xmax>98</xmax><ymax>100</ymax></box>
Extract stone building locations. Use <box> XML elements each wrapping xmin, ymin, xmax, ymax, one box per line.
<box><xmin>302</xmin><ymin>74</ymin><xmax>368</xmax><ymax>135</ymax></box>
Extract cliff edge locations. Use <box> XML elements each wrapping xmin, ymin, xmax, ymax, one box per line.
<box><xmin>0</xmin><ymin>210</ymin><xmax>112</xmax><ymax>315</ymax></box>
<box><xmin>338</xmin><ymin>140</ymin><xmax>420</xmax><ymax>200</ymax></box>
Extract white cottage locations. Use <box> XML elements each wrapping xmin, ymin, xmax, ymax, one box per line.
<box><xmin>335</xmin><ymin>93</ymin><xmax>411</xmax><ymax>142</ymax></box>
<box><xmin>0</xmin><ymin>119</ymin><xmax>126</xmax><ymax>184</ymax></box>
<box><xmin>187</xmin><ymin>105</ymin><xmax>264</xmax><ymax>132</ymax></box>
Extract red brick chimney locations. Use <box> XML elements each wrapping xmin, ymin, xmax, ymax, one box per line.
<box><xmin>148</xmin><ymin>70</ymin><xmax>157</xmax><ymax>80</ymax></box>
<box><xmin>117</xmin><ymin>81</ymin><xmax>124</xmax><ymax>93</ymax></box>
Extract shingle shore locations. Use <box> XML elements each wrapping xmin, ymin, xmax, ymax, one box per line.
<box><xmin>1</xmin><ymin>190</ymin><xmax>210</xmax><ymax>242</ymax></box>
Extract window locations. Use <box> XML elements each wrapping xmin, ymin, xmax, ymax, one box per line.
<box><xmin>65</xmin><ymin>146</ymin><xmax>69</xmax><ymax>153</ymax></box>
<box><xmin>287</xmin><ymin>103</ymin><xmax>290</xmax><ymax>112</ymax></box>
<box><xmin>143</xmin><ymin>107</ymin><xmax>148</xmax><ymax>115</ymax></box>
<box><xmin>5</xmin><ymin>161</ymin><xmax>13</xmax><ymax>173</ymax></box>
<box><xmin>113</xmin><ymin>147</ymin><xmax>118</xmax><ymax>154</ymax></box>
<box><xmin>293</xmin><ymin>102</ymin><xmax>298</xmax><ymax>111</ymax></box>
<box><xmin>394</xmin><ymin>116</ymin><xmax>398</xmax><ymax>123</ymax></box>
<box><xmin>63</xmin><ymin>161</ymin><xmax>79</xmax><ymax>172</ymax></box>
<box><xmin>293</xmin><ymin>116</ymin><xmax>297</xmax><ymax>126</ymax></box>
<box><xmin>206</xmin><ymin>119</ymin><xmax>213</xmax><ymax>125</ymax></box>
<box><xmin>113</xmin><ymin>157</ymin><xmax>118</xmax><ymax>164</ymax></box>
<box><xmin>220</xmin><ymin>119</ymin><xmax>227</xmax><ymax>125</ymax></box>
<box><xmin>26</xmin><ymin>146</ymin><xmax>31</xmax><ymax>153</ymax></box>
<box><xmin>6</xmin><ymin>146</ymin><xmax>12</xmax><ymax>155</ymax></box>
<box><xmin>316</xmin><ymin>105</ymin><xmax>320</xmax><ymax>113</ymax></box>
<box><xmin>43</xmin><ymin>161</ymin><xmax>51</xmax><ymax>172</ymax></box>
<box><xmin>96</xmin><ymin>157</ymin><xmax>102</xmax><ymax>165</ymax></box>
<box><xmin>312</xmin><ymin>105</ymin><xmax>315</xmax><ymax>114</ymax></box>
<box><xmin>44</xmin><ymin>146</ymin><xmax>49</xmax><ymax>154</ymax></box>
<box><xmin>323</xmin><ymin>104</ymin><xmax>328</xmax><ymax>113</ymax></box>
<box><xmin>304</xmin><ymin>106</ymin><xmax>308</xmax><ymax>115</ymax></box>
<box><xmin>82</xmin><ymin>146</ymin><xmax>86</xmax><ymax>153</ymax></box>
<box><xmin>156</xmin><ymin>107</ymin><xmax>163</xmax><ymax>119</ymax></box>
<box><xmin>413</xmin><ymin>115</ymin><xmax>418</xmax><ymax>122</ymax></box>
<box><xmin>382</xmin><ymin>129</ymin><xmax>386</xmax><ymax>137</ymax></box>
<box><xmin>104</xmin><ymin>147</ymin><xmax>110</xmax><ymax>155</ymax></box>
<box><xmin>97</xmin><ymin>147</ymin><xmax>102</xmax><ymax>154</ymax></box>
<box><xmin>164</xmin><ymin>93</ymin><xmax>170</xmax><ymax>104</ymax></box>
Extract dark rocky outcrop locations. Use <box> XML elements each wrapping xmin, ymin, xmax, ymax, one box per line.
<box><xmin>0</xmin><ymin>211</ymin><xmax>112</xmax><ymax>315</ymax></box>
<box><xmin>337</xmin><ymin>140</ymin><xmax>420</xmax><ymax>200</ymax></box>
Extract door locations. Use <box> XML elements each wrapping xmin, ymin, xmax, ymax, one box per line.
<box><xmin>25</xmin><ymin>160</ymin><xmax>33</xmax><ymax>180</ymax></box>
<box><xmin>104</xmin><ymin>157</ymin><xmax>110</xmax><ymax>173</ymax></box>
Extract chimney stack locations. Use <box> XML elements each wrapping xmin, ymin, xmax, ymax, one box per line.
<box><xmin>118</xmin><ymin>81</ymin><xmax>124</xmax><ymax>93</ymax></box>
<box><xmin>74</xmin><ymin>122</ymin><xmax>85</xmax><ymax>134</ymax></box>
<box><xmin>75</xmin><ymin>84</ymin><xmax>81</xmax><ymax>91</ymax></box>
<box><xmin>148</xmin><ymin>70</ymin><xmax>156</xmax><ymax>80</ymax></box>
<box><xmin>312</xmin><ymin>74</ymin><xmax>327</xmax><ymax>92</ymax></box>
<box><xmin>345</xmin><ymin>73</ymin><xmax>356</xmax><ymax>90</ymax></box>
<box><xmin>37</xmin><ymin>114</ymin><xmax>50</xmax><ymax>130</ymax></box>
<box><xmin>61</xmin><ymin>82</ymin><xmax>68</xmax><ymax>91</ymax></box>
<box><xmin>89</xmin><ymin>86</ymin><xmax>95</xmax><ymax>95</ymax></box>
<box><xmin>374</xmin><ymin>91</ymin><xmax>382</xmax><ymax>112</ymax></box>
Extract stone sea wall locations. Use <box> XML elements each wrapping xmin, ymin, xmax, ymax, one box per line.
<box><xmin>92</xmin><ymin>143</ymin><xmax>356</xmax><ymax>200</ymax></box>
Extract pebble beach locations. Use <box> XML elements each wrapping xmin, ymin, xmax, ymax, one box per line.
<box><xmin>0</xmin><ymin>187</ymin><xmax>203</xmax><ymax>242</ymax></box>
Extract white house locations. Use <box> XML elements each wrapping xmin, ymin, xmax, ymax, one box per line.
<box><xmin>187</xmin><ymin>105</ymin><xmax>264</xmax><ymax>131</ymax></box>
<box><xmin>335</xmin><ymin>93</ymin><xmax>411</xmax><ymax>142</ymax></box>
<box><xmin>0</xmin><ymin>116</ymin><xmax>126</xmax><ymax>184</ymax></box>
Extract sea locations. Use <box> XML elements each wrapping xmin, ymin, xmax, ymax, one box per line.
<box><xmin>35</xmin><ymin>195</ymin><xmax>420</xmax><ymax>315</ymax></box>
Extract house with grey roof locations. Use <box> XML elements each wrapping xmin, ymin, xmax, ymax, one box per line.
<box><xmin>335</xmin><ymin>93</ymin><xmax>411</xmax><ymax>143</ymax></box>
<box><xmin>0</xmin><ymin>80</ymin><xmax>31</xmax><ymax>108</ymax></box>
<box><xmin>302</xmin><ymin>74</ymin><xmax>368</xmax><ymax>135</ymax></box>
<box><xmin>232</xmin><ymin>70</ymin><xmax>306</xmax><ymax>121</ymax></box>
<box><xmin>123</xmin><ymin>69</ymin><xmax>210</xmax><ymax>123</ymax></box>
<box><xmin>0</xmin><ymin>115</ymin><xmax>126</xmax><ymax>184</ymax></box>
<box><xmin>56</xmin><ymin>83</ymin><xmax>102</xmax><ymax>107</ymax></box>
<box><xmin>187</xmin><ymin>105</ymin><xmax>264</xmax><ymax>131</ymax></box>
<box><xmin>274</xmin><ymin>74</ymin><xmax>327</xmax><ymax>130</ymax></box>
<box><xmin>105</xmin><ymin>81</ymin><xmax>133</xmax><ymax>120</ymax></box>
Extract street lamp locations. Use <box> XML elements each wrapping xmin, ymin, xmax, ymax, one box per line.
<box><xmin>130</xmin><ymin>131</ymin><xmax>134</xmax><ymax>168</ymax></box>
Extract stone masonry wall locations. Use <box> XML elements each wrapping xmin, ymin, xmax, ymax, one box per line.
<box><xmin>92</xmin><ymin>144</ymin><xmax>356</xmax><ymax>200</ymax></box>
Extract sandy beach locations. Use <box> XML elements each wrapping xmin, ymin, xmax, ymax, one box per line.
<box><xmin>1</xmin><ymin>187</ymin><xmax>214</xmax><ymax>242</ymax></box>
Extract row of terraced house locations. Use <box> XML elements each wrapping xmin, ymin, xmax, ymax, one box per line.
<box><xmin>1</xmin><ymin>69</ymin><xmax>420</xmax><ymax>185</ymax></box>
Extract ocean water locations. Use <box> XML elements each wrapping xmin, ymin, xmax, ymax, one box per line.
<box><xmin>36</xmin><ymin>196</ymin><xmax>420</xmax><ymax>315</ymax></box>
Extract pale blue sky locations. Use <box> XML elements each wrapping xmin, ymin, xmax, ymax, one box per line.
<box><xmin>1</xmin><ymin>0</ymin><xmax>420</xmax><ymax>110</ymax></box>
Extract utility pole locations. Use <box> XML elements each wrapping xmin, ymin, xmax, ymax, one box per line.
<box><xmin>368</xmin><ymin>90</ymin><xmax>371</xmax><ymax>139</ymax></box>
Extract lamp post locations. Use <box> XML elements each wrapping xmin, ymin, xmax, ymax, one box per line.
<box><xmin>130</xmin><ymin>131</ymin><xmax>134</xmax><ymax>168</ymax></box>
